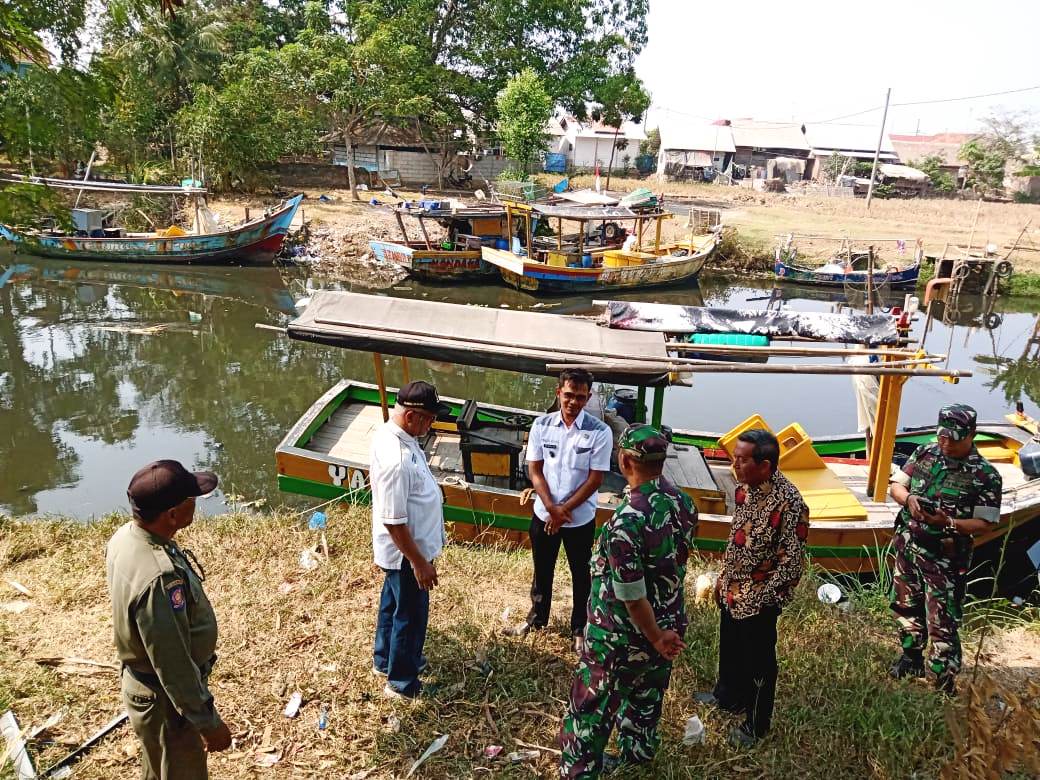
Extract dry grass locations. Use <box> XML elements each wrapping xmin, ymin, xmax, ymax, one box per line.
<box><xmin>1</xmin><ymin>509</ymin><xmax>1036</xmax><ymax>779</ymax></box>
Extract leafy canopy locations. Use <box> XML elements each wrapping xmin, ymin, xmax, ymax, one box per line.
<box><xmin>496</xmin><ymin>69</ymin><xmax>553</xmax><ymax>178</ymax></box>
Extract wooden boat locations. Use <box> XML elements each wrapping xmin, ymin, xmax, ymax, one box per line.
<box><xmin>369</xmin><ymin>203</ymin><xmax>508</xmax><ymax>281</ymax></box>
<box><xmin>0</xmin><ymin>175</ymin><xmax>302</xmax><ymax>264</ymax></box>
<box><xmin>273</xmin><ymin>292</ymin><xmax>1040</xmax><ymax>594</ymax></box>
<box><xmin>480</xmin><ymin>200</ymin><xmax>720</xmax><ymax>294</ymax></box>
<box><xmin>774</xmin><ymin>258</ymin><xmax>921</xmax><ymax>289</ymax></box>
<box><xmin>774</xmin><ymin>234</ymin><xmax>922</xmax><ymax>290</ymax></box>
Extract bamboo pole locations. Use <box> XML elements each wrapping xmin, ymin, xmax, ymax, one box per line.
<box><xmin>654</xmin><ymin>217</ymin><xmax>662</xmax><ymax>253</ymax></box>
<box><xmin>373</xmin><ymin>353</ymin><xmax>389</xmax><ymax>421</ymax></box>
<box><xmin>666</xmin><ymin>342</ymin><xmax>943</xmax><ymax>359</ymax></box>
<box><xmin>315</xmin><ymin>316</ymin><xmax>939</xmax><ymax>367</ymax></box>
<box><xmin>965</xmin><ymin>198</ymin><xmax>983</xmax><ymax>255</ymax></box>
<box><xmin>418</xmin><ymin>216</ymin><xmax>433</xmax><ymax>250</ymax></box>
<box><xmin>401</xmin><ymin>356</ymin><xmax>411</xmax><ymax>385</ymax></box>
<box><xmin>545</xmin><ymin>361</ymin><xmax>970</xmax><ymax>378</ymax></box>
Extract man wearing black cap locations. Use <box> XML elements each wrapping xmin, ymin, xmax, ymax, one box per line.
<box><xmin>370</xmin><ymin>380</ymin><xmax>450</xmax><ymax>699</ymax></box>
<box><xmin>106</xmin><ymin>460</ymin><xmax>231</xmax><ymax>780</ymax></box>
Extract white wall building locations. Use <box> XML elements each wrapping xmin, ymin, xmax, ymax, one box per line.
<box><xmin>547</xmin><ymin>116</ymin><xmax>647</xmax><ymax>171</ymax></box>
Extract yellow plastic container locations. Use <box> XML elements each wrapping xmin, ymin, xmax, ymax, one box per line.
<box><xmin>776</xmin><ymin>422</ymin><xmax>826</xmax><ymax>471</ymax></box>
<box><xmin>547</xmin><ymin>252</ymin><xmax>569</xmax><ymax>267</ymax></box>
<box><xmin>717</xmin><ymin>414</ymin><xmax>772</xmax><ymax>457</ymax></box>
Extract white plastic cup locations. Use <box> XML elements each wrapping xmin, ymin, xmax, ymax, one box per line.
<box><xmin>683</xmin><ymin>715</ymin><xmax>705</xmax><ymax>745</ymax></box>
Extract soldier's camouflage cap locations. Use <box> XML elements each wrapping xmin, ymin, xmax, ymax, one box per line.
<box><xmin>937</xmin><ymin>403</ymin><xmax>977</xmax><ymax>441</ymax></box>
<box><xmin>618</xmin><ymin>424</ymin><xmax>669</xmax><ymax>461</ymax></box>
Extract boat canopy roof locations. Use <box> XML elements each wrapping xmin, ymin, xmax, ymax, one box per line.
<box><xmin>286</xmin><ymin>291</ymin><xmax>675</xmax><ymax>385</ymax></box>
<box><xmin>602</xmin><ymin>300</ymin><xmax>902</xmax><ymax>345</ymax></box>
<box><xmin>392</xmin><ymin>204</ymin><xmax>505</xmax><ymax>218</ymax></box>
<box><xmin>530</xmin><ymin>203</ymin><xmax>666</xmax><ymax>221</ymax></box>
<box><xmin>0</xmin><ymin>175</ymin><xmax>207</xmax><ymax>195</ymax></box>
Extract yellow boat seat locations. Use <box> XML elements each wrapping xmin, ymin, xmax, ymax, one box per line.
<box><xmin>784</xmin><ymin>467</ymin><xmax>869</xmax><ymax>522</ymax></box>
<box><xmin>976</xmin><ymin>440</ymin><xmax>1018</xmax><ymax>465</ymax></box>
<box><xmin>776</xmin><ymin>422</ymin><xmax>827</xmax><ymax>471</ymax></box>
<box><xmin>717</xmin><ymin>414</ymin><xmax>772</xmax><ymax>458</ymax></box>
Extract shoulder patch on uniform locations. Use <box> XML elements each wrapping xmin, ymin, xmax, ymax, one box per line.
<box><xmin>168</xmin><ymin>584</ymin><xmax>187</xmax><ymax>611</ymax></box>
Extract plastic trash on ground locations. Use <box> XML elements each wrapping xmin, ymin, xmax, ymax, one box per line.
<box><xmin>309</xmin><ymin>511</ymin><xmax>327</xmax><ymax>531</ymax></box>
<box><xmin>683</xmin><ymin>715</ymin><xmax>705</xmax><ymax>745</ymax></box>
<box><xmin>283</xmin><ymin>691</ymin><xmax>302</xmax><ymax>718</ymax></box>
<box><xmin>817</xmin><ymin>583</ymin><xmax>843</xmax><ymax>604</ymax></box>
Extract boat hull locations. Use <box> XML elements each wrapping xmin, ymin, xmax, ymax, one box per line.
<box><xmin>483</xmin><ymin>237</ymin><xmax>717</xmax><ymax>295</ymax></box>
<box><xmin>774</xmin><ymin>259</ymin><xmax>920</xmax><ymax>289</ymax></box>
<box><xmin>0</xmin><ymin>195</ymin><xmax>303</xmax><ymax>265</ymax></box>
<box><xmin>276</xmin><ymin>380</ymin><xmax>1040</xmax><ymax>588</ymax></box>
<box><xmin>368</xmin><ymin>240</ymin><xmax>494</xmax><ymax>281</ymax></box>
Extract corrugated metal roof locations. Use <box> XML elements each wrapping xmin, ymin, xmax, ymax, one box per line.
<box><xmin>658</xmin><ymin>119</ymin><xmax>736</xmax><ymax>153</ymax></box>
<box><xmin>573</xmin><ymin>120</ymin><xmax>646</xmax><ymax>141</ymax></box>
<box><xmin>804</xmin><ymin>123</ymin><xmax>894</xmax><ymax>154</ymax></box>
<box><xmin>879</xmin><ymin>163</ymin><xmax>929</xmax><ymax>182</ymax></box>
<box><xmin>728</xmin><ymin>120</ymin><xmax>809</xmax><ymax>151</ymax></box>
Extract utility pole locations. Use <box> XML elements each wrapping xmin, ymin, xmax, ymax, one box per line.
<box><xmin>865</xmin><ymin>87</ymin><xmax>892</xmax><ymax>212</ymax></box>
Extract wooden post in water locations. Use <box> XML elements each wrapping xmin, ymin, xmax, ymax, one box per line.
<box><xmin>373</xmin><ymin>353</ymin><xmax>389</xmax><ymax>422</ymax></box>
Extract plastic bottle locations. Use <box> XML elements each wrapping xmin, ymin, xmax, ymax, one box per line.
<box><xmin>318</xmin><ymin>704</ymin><xmax>329</xmax><ymax>730</ymax></box>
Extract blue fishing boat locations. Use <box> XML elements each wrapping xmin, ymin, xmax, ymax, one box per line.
<box><xmin>773</xmin><ymin>257</ymin><xmax>921</xmax><ymax>289</ymax></box>
<box><xmin>0</xmin><ymin>175</ymin><xmax>302</xmax><ymax>264</ymax></box>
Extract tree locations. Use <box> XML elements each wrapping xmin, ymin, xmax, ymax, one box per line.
<box><xmin>0</xmin><ymin>65</ymin><xmax>106</xmax><ymax>176</ymax></box>
<box><xmin>960</xmin><ymin>109</ymin><xmax>1033</xmax><ymax>192</ymax></box>
<box><xmin>496</xmin><ymin>69</ymin><xmax>552</xmax><ymax>179</ymax></box>
<box><xmin>640</xmin><ymin>127</ymin><xmax>660</xmax><ymax>157</ymax></box>
<box><xmin>0</xmin><ymin>0</ymin><xmax>87</xmax><ymax>66</ymax></box>
<box><xmin>910</xmin><ymin>154</ymin><xmax>956</xmax><ymax>193</ymax></box>
<box><xmin>595</xmin><ymin>69</ymin><xmax>650</xmax><ymax>187</ymax></box>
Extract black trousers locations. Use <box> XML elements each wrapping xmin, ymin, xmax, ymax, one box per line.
<box><xmin>526</xmin><ymin>514</ymin><xmax>595</xmax><ymax>635</ymax></box>
<box><xmin>714</xmin><ymin>605</ymin><xmax>779</xmax><ymax>738</ymax></box>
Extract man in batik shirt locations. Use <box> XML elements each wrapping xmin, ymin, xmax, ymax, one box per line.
<box><xmin>697</xmin><ymin>428</ymin><xmax>809</xmax><ymax>747</ymax></box>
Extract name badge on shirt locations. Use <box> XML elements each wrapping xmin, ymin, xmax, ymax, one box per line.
<box><xmin>543</xmin><ymin>442</ymin><xmax>558</xmax><ymax>458</ymax></box>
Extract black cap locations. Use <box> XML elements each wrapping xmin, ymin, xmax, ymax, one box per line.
<box><xmin>396</xmin><ymin>381</ymin><xmax>451</xmax><ymax>417</ymax></box>
<box><xmin>128</xmin><ymin>460</ymin><xmax>218</xmax><ymax>521</ymax></box>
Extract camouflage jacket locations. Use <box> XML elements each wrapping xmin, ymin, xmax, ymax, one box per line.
<box><xmin>587</xmin><ymin>476</ymin><xmax>698</xmax><ymax>642</ymax></box>
<box><xmin>890</xmin><ymin>443</ymin><xmax>1002</xmax><ymax>543</ymax></box>
<box><xmin>719</xmin><ymin>470</ymin><xmax>809</xmax><ymax>620</ymax></box>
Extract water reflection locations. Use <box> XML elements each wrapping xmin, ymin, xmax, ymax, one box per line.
<box><xmin>0</xmin><ymin>249</ymin><xmax>1037</xmax><ymax>519</ymax></box>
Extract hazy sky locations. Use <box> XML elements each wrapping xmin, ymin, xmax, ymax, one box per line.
<box><xmin>636</xmin><ymin>0</ymin><xmax>1040</xmax><ymax>136</ymax></box>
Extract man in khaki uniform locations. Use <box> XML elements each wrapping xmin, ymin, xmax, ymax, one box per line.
<box><xmin>107</xmin><ymin>460</ymin><xmax>232</xmax><ymax>779</ymax></box>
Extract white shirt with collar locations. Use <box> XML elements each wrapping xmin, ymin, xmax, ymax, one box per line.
<box><xmin>370</xmin><ymin>419</ymin><xmax>445</xmax><ymax>570</ymax></box>
<box><xmin>526</xmin><ymin>409</ymin><xmax>611</xmax><ymax>528</ymax></box>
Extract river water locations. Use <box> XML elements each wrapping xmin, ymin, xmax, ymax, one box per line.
<box><xmin>2</xmin><ymin>249</ymin><xmax>1038</xmax><ymax>519</ymax></box>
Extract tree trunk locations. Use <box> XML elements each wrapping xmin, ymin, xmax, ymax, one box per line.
<box><xmin>344</xmin><ymin>129</ymin><xmax>359</xmax><ymax>201</ymax></box>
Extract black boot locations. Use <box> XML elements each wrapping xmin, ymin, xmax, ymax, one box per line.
<box><xmin>889</xmin><ymin>651</ymin><xmax>925</xmax><ymax>679</ymax></box>
<box><xmin>934</xmin><ymin>672</ymin><xmax>957</xmax><ymax>696</ymax></box>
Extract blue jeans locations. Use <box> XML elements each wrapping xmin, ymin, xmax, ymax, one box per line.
<box><xmin>373</xmin><ymin>560</ymin><xmax>429</xmax><ymax>695</ymax></box>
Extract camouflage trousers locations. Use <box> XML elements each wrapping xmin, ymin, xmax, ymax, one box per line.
<box><xmin>558</xmin><ymin>629</ymin><xmax>672</xmax><ymax>779</ymax></box>
<box><xmin>890</xmin><ymin>532</ymin><xmax>968</xmax><ymax>676</ymax></box>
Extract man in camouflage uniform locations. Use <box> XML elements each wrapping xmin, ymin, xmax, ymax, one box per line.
<box><xmin>888</xmin><ymin>404</ymin><xmax>1002</xmax><ymax>694</ymax></box>
<box><xmin>558</xmin><ymin>425</ymin><xmax>698</xmax><ymax>779</ymax></box>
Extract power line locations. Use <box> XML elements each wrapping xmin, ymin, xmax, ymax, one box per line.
<box><xmin>651</xmin><ymin>84</ymin><xmax>1040</xmax><ymax>128</ymax></box>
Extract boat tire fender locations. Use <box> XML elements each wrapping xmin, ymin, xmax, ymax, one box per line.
<box><xmin>995</xmin><ymin>260</ymin><xmax>1013</xmax><ymax>279</ymax></box>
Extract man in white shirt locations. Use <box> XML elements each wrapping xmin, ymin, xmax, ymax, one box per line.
<box><xmin>370</xmin><ymin>381</ymin><xmax>449</xmax><ymax>699</ymax></box>
<box><xmin>505</xmin><ymin>369</ymin><xmax>612</xmax><ymax>652</ymax></box>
